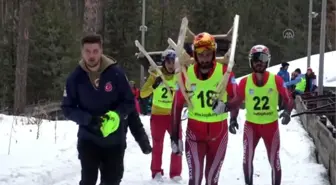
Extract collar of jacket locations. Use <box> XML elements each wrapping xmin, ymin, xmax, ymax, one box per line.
<box><xmin>79</xmin><ymin>54</ymin><xmax>117</xmax><ymax>74</ymax></box>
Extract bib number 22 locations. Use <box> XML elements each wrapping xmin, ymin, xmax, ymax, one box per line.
<box><xmin>253</xmin><ymin>96</ymin><xmax>270</xmax><ymax>110</ymax></box>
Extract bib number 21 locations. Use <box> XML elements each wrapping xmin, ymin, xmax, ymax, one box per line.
<box><xmin>253</xmin><ymin>96</ymin><xmax>270</xmax><ymax>110</ymax></box>
<box><xmin>161</xmin><ymin>87</ymin><xmax>168</xmax><ymax>98</ymax></box>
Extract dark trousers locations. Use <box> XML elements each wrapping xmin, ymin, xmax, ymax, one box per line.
<box><xmin>77</xmin><ymin>139</ymin><xmax>125</xmax><ymax>185</ymax></box>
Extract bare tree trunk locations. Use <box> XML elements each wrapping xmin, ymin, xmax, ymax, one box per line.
<box><xmin>1</xmin><ymin>0</ymin><xmax>3</xmax><ymax>26</ymax></box>
<box><xmin>78</xmin><ymin>0</ymin><xmax>85</xmax><ymax>29</ymax></box>
<box><xmin>63</xmin><ymin>0</ymin><xmax>73</xmax><ymax>20</ymax></box>
<box><xmin>13</xmin><ymin>0</ymin><xmax>31</xmax><ymax>114</ymax></box>
<box><xmin>160</xmin><ymin>0</ymin><xmax>165</xmax><ymax>46</ymax></box>
<box><xmin>327</xmin><ymin>0</ymin><xmax>335</xmax><ymax>49</ymax></box>
<box><xmin>83</xmin><ymin>0</ymin><xmax>104</xmax><ymax>35</ymax></box>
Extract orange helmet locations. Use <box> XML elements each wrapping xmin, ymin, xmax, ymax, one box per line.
<box><xmin>193</xmin><ymin>32</ymin><xmax>216</xmax><ymax>54</ymax></box>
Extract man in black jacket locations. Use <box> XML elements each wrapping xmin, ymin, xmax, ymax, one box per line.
<box><xmin>61</xmin><ymin>34</ymin><xmax>151</xmax><ymax>185</ymax></box>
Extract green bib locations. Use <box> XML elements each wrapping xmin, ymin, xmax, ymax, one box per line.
<box><xmin>295</xmin><ymin>77</ymin><xmax>306</xmax><ymax>92</ymax></box>
<box><xmin>245</xmin><ymin>73</ymin><xmax>279</xmax><ymax>124</ymax></box>
<box><xmin>187</xmin><ymin>63</ymin><xmax>228</xmax><ymax>123</ymax></box>
<box><xmin>152</xmin><ymin>75</ymin><xmax>177</xmax><ymax>109</ymax></box>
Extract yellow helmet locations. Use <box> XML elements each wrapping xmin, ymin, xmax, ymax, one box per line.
<box><xmin>193</xmin><ymin>32</ymin><xmax>216</xmax><ymax>53</ymax></box>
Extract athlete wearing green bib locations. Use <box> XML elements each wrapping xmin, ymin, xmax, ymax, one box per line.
<box><xmin>187</xmin><ymin>62</ymin><xmax>228</xmax><ymax>123</ymax></box>
<box><xmin>152</xmin><ymin>75</ymin><xmax>177</xmax><ymax>109</ymax></box>
<box><xmin>140</xmin><ymin>49</ymin><xmax>182</xmax><ymax>181</ymax></box>
<box><xmin>222</xmin><ymin>45</ymin><xmax>294</xmax><ymax>185</ymax></box>
<box><xmin>245</xmin><ymin>73</ymin><xmax>278</xmax><ymax>124</ymax></box>
<box><xmin>171</xmin><ymin>32</ymin><xmax>239</xmax><ymax>185</ymax></box>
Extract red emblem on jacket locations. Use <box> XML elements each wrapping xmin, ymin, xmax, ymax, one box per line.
<box><xmin>105</xmin><ymin>82</ymin><xmax>112</xmax><ymax>92</ymax></box>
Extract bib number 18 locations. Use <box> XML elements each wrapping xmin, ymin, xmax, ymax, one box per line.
<box><xmin>196</xmin><ymin>90</ymin><xmax>216</xmax><ymax>108</ymax></box>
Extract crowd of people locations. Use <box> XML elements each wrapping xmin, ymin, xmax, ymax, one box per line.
<box><xmin>277</xmin><ymin>62</ymin><xmax>318</xmax><ymax>98</ymax></box>
<box><xmin>61</xmin><ymin>31</ymin><xmax>302</xmax><ymax>185</ymax></box>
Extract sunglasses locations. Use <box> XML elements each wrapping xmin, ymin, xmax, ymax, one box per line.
<box><xmin>250</xmin><ymin>53</ymin><xmax>269</xmax><ymax>63</ymax></box>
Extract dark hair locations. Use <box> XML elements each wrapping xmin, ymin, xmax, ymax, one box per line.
<box><xmin>281</xmin><ymin>62</ymin><xmax>289</xmax><ymax>67</ymax></box>
<box><xmin>294</xmin><ymin>68</ymin><xmax>301</xmax><ymax>74</ymax></box>
<box><xmin>81</xmin><ymin>34</ymin><xmax>103</xmax><ymax>46</ymax></box>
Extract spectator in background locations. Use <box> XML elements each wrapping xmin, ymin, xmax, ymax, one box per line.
<box><xmin>277</xmin><ymin>62</ymin><xmax>290</xmax><ymax>82</ymax></box>
<box><xmin>285</xmin><ymin>68</ymin><xmax>306</xmax><ymax>98</ymax></box>
<box><xmin>129</xmin><ymin>81</ymin><xmax>141</xmax><ymax>113</ymax></box>
<box><xmin>291</xmin><ymin>71</ymin><xmax>296</xmax><ymax>81</ymax></box>
<box><xmin>288</xmin><ymin>71</ymin><xmax>296</xmax><ymax>92</ymax></box>
<box><xmin>305</xmin><ymin>67</ymin><xmax>317</xmax><ymax>92</ymax></box>
<box><xmin>277</xmin><ymin>62</ymin><xmax>290</xmax><ymax>110</ymax></box>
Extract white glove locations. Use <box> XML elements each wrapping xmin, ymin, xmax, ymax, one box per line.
<box><xmin>212</xmin><ymin>100</ymin><xmax>229</xmax><ymax>114</ymax></box>
<box><xmin>181</xmin><ymin>108</ymin><xmax>188</xmax><ymax>120</ymax></box>
<box><xmin>171</xmin><ymin>139</ymin><xmax>183</xmax><ymax>155</ymax></box>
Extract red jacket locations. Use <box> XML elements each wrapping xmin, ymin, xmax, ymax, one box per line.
<box><xmin>227</xmin><ymin>71</ymin><xmax>294</xmax><ymax>125</ymax></box>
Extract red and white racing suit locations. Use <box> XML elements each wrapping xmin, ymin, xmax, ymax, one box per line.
<box><xmin>172</xmin><ymin>62</ymin><xmax>238</xmax><ymax>185</ymax></box>
<box><xmin>228</xmin><ymin>71</ymin><xmax>294</xmax><ymax>185</ymax></box>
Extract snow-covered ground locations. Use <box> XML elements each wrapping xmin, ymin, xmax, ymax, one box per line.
<box><xmin>1</xmin><ymin>51</ymin><xmax>335</xmax><ymax>185</ymax></box>
<box><xmin>0</xmin><ymin>111</ymin><xmax>329</xmax><ymax>185</ymax></box>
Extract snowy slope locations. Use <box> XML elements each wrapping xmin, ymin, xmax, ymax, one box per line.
<box><xmin>237</xmin><ymin>50</ymin><xmax>336</xmax><ymax>87</ymax></box>
<box><xmin>0</xmin><ymin>52</ymin><xmax>334</xmax><ymax>185</ymax></box>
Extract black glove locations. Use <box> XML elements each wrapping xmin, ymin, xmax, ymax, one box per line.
<box><xmin>87</xmin><ymin>116</ymin><xmax>103</xmax><ymax>135</ymax></box>
<box><xmin>152</xmin><ymin>77</ymin><xmax>162</xmax><ymax>89</ymax></box>
<box><xmin>229</xmin><ymin>117</ymin><xmax>239</xmax><ymax>134</ymax></box>
<box><xmin>279</xmin><ymin>110</ymin><xmax>291</xmax><ymax>125</ymax></box>
<box><xmin>138</xmin><ymin>136</ymin><xmax>152</xmax><ymax>154</ymax></box>
<box><xmin>139</xmin><ymin>140</ymin><xmax>152</xmax><ymax>154</ymax></box>
<box><xmin>89</xmin><ymin>112</ymin><xmax>113</xmax><ymax>131</ymax></box>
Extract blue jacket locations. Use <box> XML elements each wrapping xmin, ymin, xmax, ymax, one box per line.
<box><xmin>285</xmin><ymin>74</ymin><xmax>305</xmax><ymax>89</ymax></box>
<box><xmin>61</xmin><ymin>59</ymin><xmax>135</xmax><ymax>147</ymax></box>
<box><xmin>277</xmin><ymin>68</ymin><xmax>290</xmax><ymax>82</ymax></box>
